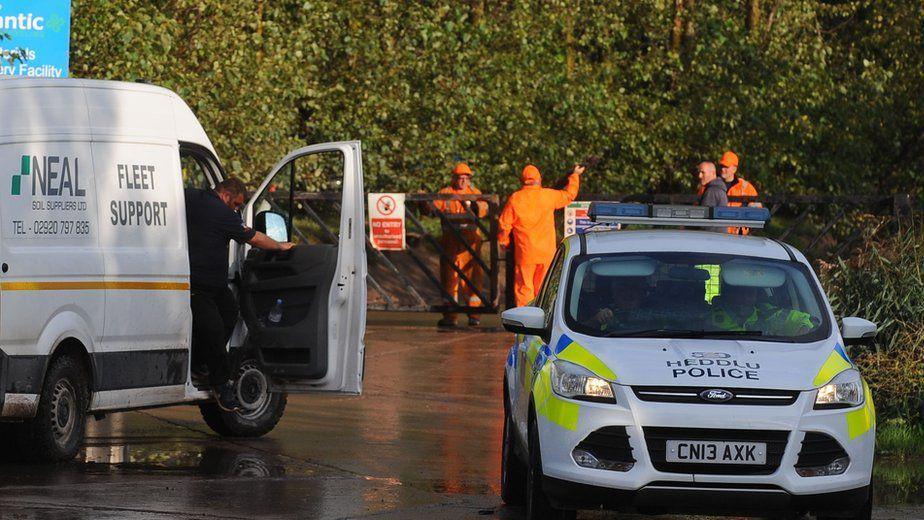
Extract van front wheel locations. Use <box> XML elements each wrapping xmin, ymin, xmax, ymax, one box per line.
<box><xmin>199</xmin><ymin>360</ymin><xmax>286</xmax><ymax>438</ymax></box>
<box><xmin>19</xmin><ymin>355</ymin><xmax>89</xmax><ymax>462</ymax></box>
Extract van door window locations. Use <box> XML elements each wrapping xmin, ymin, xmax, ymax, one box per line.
<box><xmin>178</xmin><ymin>143</ymin><xmax>222</xmax><ymax>189</ymax></box>
<box><xmin>250</xmin><ymin>152</ymin><xmax>345</xmax><ymax>246</ymax></box>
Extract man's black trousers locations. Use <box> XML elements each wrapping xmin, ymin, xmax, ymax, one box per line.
<box><xmin>191</xmin><ymin>284</ymin><xmax>238</xmax><ymax>387</ymax></box>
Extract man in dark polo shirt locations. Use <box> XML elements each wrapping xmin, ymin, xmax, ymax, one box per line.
<box><xmin>185</xmin><ymin>178</ymin><xmax>293</xmax><ymax>410</ymax></box>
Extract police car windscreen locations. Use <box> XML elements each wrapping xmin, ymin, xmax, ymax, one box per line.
<box><xmin>565</xmin><ymin>253</ymin><xmax>830</xmax><ymax>343</ymax></box>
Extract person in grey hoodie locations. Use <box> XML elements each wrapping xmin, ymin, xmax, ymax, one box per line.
<box><xmin>697</xmin><ymin>161</ymin><xmax>728</xmax><ymax>207</ymax></box>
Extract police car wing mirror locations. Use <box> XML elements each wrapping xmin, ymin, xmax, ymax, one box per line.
<box><xmin>254</xmin><ymin>210</ymin><xmax>288</xmax><ymax>243</ymax></box>
<box><xmin>841</xmin><ymin>317</ymin><xmax>877</xmax><ymax>346</ymax></box>
<box><xmin>501</xmin><ymin>307</ymin><xmax>547</xmax><ymax>336</ymax></box>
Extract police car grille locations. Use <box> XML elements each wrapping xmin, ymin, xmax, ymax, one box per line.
<box><xmin>643</xmin><ymin>427</ymin><xmax>790</xmax><ymax>475</ymax></box>
<box><xmin>795</xmin><ymin>432</ymin><xmax>848</xmax><ymax>468</ymax></box>
<box><xmin>633</xmin><ymin>386</ymin><xmax>799</xmax><ymax>406</ymax></box>
<box><xmin>575</xmin><ymin>426</ymin><xmax>636</xmax><ymax>463</ymax></box>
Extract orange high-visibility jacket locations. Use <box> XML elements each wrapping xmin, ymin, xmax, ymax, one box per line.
<box><xmin>434</xmin><ymin>186</ymin><xmax>488</xmax><ymax>217</ymax></box>
<box><xmin>434</xmin><ymin>185</ymin><xmax>487</xmax><ymax>237</ymax></box>
<box><xmin>696</xmin><ymin>177</ymin><xmax>758</xmax><ymax>204</ymax></box>
<box><xmin>727</xmin><ymin>177</ymin><xmax>758</xmax><ymax>205</ymax></box>
<box><xmin>698</xmin><ymin>177</ymin><xmax>759</xmax><ymax>234</ymax></box>
<box><xmin>497</xmin><ymin>174</ymin><xmax>580</xmax><ymax>264</ymax></box>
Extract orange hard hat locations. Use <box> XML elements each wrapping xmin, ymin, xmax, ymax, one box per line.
<box><xmin>521</xmin><ymin>164</ymin><xmax>541</xmax><ymax>183</ymax></box>
<box><xmin>719</xmin><ymin>151</ymin><xmax>739</xmax><ymax>168</ymax></box>
<box><xmin>452</xmin><ymin>163</ymin><xmax>473</xmax><ymax>176</ymax></box>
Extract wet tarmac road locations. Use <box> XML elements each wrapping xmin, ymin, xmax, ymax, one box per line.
<box><xmin>0</xmin><ymin>323</ymin><xmax>921</xmax><ymax>519</ymax></box>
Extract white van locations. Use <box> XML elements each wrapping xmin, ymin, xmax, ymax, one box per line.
<box><xmin>0</xmin><ymin>79</ymin><xmax>367</xmax><ymax>461</ymax></box>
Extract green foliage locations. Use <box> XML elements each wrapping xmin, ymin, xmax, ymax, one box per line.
<box><xmin>819</xmin><ymin>222</ymin><xmax>924</xmax><ymax>423</ymax></box>
<box><xmin>877</xmin><ymin>419</ymin><xmax>924</xmax><ymax>458</ymax></box>
<box><xmin>70</xmin><ymin>1</ymin><xmax>924</xmax><ymax>195</ymax></box>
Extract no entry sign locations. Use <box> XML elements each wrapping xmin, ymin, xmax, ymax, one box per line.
<box><xmin>368</xmin><ymin>193</ymin><xmax>406</xmax><ymax>250</ymax></box>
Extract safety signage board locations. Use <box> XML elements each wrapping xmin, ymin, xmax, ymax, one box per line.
<box><xmin>564</xmin><ymin>201</ymin><xmax>593</xmax><ymax>236</ymax></box>
<box><xmin>368</xmin><ymin>193</ymin><xmax>405</xmax><ymax>250</ymax></box>
<box><xmin>0</xmin><ymin>1</ymin><xmax>72</xmax><ymax>78</ymax></box>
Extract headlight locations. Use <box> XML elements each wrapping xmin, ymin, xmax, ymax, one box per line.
<box><xmin>814</xmin><ymin>371</ymin><xmax>864</xmax><ymax>409</ymax></box>
<box><xmin>550</xmin><ymin>360</ymin><xmax>616</xmax><ymax>403</ymax></box>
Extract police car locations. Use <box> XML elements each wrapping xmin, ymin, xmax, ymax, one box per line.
<box><xmin>500</xmin><ymin>204</ymin><xmax>876</xmax><ymax>520</ymax></box>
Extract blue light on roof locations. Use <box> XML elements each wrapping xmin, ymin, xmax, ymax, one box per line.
<box><xmin>586</xmin><ymin>202</ymin><xmax>771</xmax><ymax>229</ymax></box>
<box><xmin>712</xmin><ymin>206</ymin><xmax>771</xmax><ymax>222</ymax></box>
<box><xmin>588</xmin><ymin>202</ymin><xmax>648</xmax><ymax>220</ymax></box>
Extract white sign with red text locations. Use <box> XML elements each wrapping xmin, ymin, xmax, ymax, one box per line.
<box><xmin>368</xmin><ymin>193</ymin><xmax>406</xmax><ymax>250</ymax></box>
<box><xmin>564</xmin><ymin>201</ymin><xmax>593</xmax><ymax>237</ymax></box>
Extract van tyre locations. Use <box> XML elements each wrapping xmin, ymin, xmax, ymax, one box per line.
<box><xmin>526</xmin><ymin>417</ymin><xmax>576</xmax><ymax>520</ymax></box>
<box><xmin>199</xmin><ymin>360</ymin><xmax>286</xmax><ymax>438</ymax></box>
<box><xmin>501</xmin><ymin>385</ymin><xmax>526</xmax><ymax>506</ymax></box>
<box><xmin>18</xmin><ymin>355</ymin><xmax>89</xmax><ymax>462</ymax></box>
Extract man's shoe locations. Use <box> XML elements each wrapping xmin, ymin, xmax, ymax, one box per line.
<box><xmin>214</xmin><ymin>382</ymin><xmax>242</xmax><ymax>412</ymax></box>
<box><xmin>437</xmin><ymin>318</ymin><xmax>457</xmax><ymax>328</ymax></box>
<box><xmin>468</xmin><ymin>317</ymin><xmax>481</xmax><ymax>327</ymax></box>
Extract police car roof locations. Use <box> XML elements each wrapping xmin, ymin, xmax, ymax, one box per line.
<box><xmin>578</xmin><ymin>229</ymin><xmax>794</xmax><ymax>261</ymax></box>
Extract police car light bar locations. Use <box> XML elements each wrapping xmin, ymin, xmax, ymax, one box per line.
<box><xmin>587</xmin><ymin>203</ymin><xmax>770</xmax><ymax>229</ymax></box>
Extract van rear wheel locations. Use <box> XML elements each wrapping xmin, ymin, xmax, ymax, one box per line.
<box><xmin>199</xmin><ymin>359</ymin><xmax>286</xmax><ymax>438</ymax></box>
<box><xmin>18</xmin><ymin>355</ymin><xmax>89</xmax><ymax>462</ymax></box>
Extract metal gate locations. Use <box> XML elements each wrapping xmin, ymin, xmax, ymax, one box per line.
<box><xmin>277</xmin><ymin>190</ymin><xmax>915</xmax><ymax>312</ymax></box>
<box><xmin>278</xmin><ymin>191</ymin><xmax>501</xmax><ymax>313</ymax></box>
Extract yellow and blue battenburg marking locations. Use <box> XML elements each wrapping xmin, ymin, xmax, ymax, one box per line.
<box><xmin>532</xmin><ymin>335</ymin><xmax>619</xmax><ymax>431</ymax></box>
<box><xmin>534</xmin><ymin>361</ymin><xmax>580</xmax><ymax>431</ymax></box>
<box><xmin>846</xmin><ymin>379</ymin><xmax>876</xmax><ymax>439</ymax></box>
<box><xmin>554</xmin><ymin>334</ymin><xmax>618</xmax><ymax>381</ymax></box>
<box><xmin>812</xmin><ymin>343</ymin><xmax>854</xmax><ymax>387</ymax></box>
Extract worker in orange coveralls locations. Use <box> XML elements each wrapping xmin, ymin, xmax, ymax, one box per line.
<box><xmin>698</xmin><ymin>151</ymin><xmax>761</xmax><ymax>234</ymax></box>
<box><xmin>435</xmin><ymin>163</ymin><xmax>489</xmax><ymax>328</ymax></box>
<box><xmin>497</xmin><ymin>163</ymin><xmax>584</xmax><ymax>307</ymax></box>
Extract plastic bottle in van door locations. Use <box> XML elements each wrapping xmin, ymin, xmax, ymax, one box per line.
<box><xmin>268</xmin><ymin>299</ymin><xmax>284</xmax><ymax>325</ymax></box>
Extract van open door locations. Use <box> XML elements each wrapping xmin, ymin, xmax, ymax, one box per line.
<box><xmin>239</xmin><ymin>141</ymin><xmax>366</xmax><ymax>394</ymax></box>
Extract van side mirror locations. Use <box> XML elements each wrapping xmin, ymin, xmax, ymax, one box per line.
<box><xmin>501</xmin><ymin>307</ymin><xmax>547</xmax><ymax>336</ymax></box>
<box><xmin>841</xmin><ymin>317</ymin><xmax>877</xmax><ymax>347</ymax></box>
<box><xmin>254</xmin><ymin>211</ymin><xmax>288</xmax><ymax>243</ymax></box>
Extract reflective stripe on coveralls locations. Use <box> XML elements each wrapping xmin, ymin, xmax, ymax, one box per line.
<box><xmin>434</xmin><ymin>184</ymin><xmax>487</xmax><ymax>320</ymax></box>
<box><xmin>498</xmin><ymin>168</ymin><xmax>579</xmax><ymax>307</ymax></box>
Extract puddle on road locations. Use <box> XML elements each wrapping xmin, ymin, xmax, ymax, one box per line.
<box><xmin>0</xmin><ymin>414</ymin><xmax>323</xmax><ymax>485</ymax></box>
<box><xmin>874</xmin><ymin>457</ymin><xmax>924</xmax><ymax>505</ymax></box>
<box><xmin>80</xmin><ymin>443</ymin><xmax>293</xmax><ymax>478</ymax></box>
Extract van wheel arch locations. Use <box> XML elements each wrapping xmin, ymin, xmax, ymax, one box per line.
<box><xmin>48</xmin><ymin>337</ymin><xmax>95</xmax><ymax>393</ymax></box>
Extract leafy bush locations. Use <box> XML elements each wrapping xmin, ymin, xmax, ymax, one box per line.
<box><xmin>69</xmin><ymin>1</ymin><xmax>924</xmax><ymax>195</ymax></box>
<box><xmin>819</xmin><ymin>221</ymin><xmax>924</xmax><ymax>422</ymax></box>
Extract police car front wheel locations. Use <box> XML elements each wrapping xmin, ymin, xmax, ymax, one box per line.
<box><xmin>501</xmin><ymin>383</ymin><xmax>526</xmax><ymax>506</ymax></box>
<box><xmin>526</xmin><ymin>416</ymin><xmax>576</xmax><ymax>520</ymax></box>
<box><xmin>817</xmin><ymin>484</ymin><xmax>872</xmax><ymax>520</ymax></box>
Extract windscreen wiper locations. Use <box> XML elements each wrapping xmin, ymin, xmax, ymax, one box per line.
<box><xmin>605</xmin><ymin>329</ymin><xmax>765</xmax><ymax>338</ymax></box>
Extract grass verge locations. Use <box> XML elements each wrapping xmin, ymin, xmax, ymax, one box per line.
<box><xmin>876</xmin><ymin>420</ymin><xmax>924</xmax><ymax>458</ymax></box>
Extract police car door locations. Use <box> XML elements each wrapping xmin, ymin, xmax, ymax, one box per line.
<box><xmin>240</xmin><ymin>141</ymin><xmax>366</xmax><ymax>394</ymax></box>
